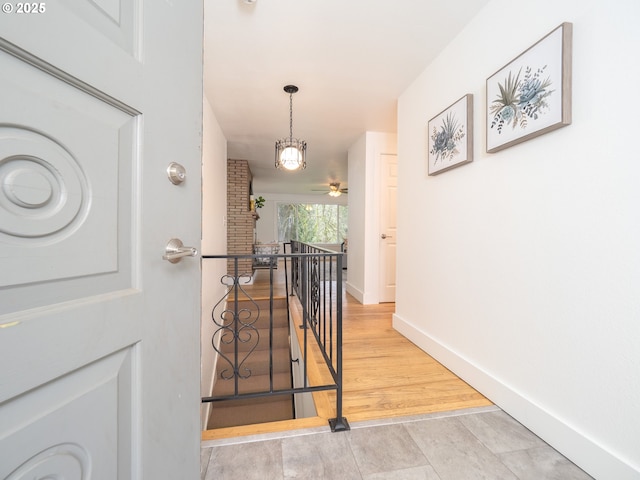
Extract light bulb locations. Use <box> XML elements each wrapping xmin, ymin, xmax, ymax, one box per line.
<box><xmin>280</xmin><ymin>147</ymin><xmax>302</xmax><ymax>170</ymax></box>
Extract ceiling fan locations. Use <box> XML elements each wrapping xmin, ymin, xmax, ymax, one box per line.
<box><xmin>313</xmin><ymin>182</ymin><xmax>348</xmax><ymax>197</ymax></box>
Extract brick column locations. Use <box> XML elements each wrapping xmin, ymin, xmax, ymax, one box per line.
<box><xmin>227</xmin><ymin>159</ymin><xmax>255</xmax><ymax>275</ymax></box>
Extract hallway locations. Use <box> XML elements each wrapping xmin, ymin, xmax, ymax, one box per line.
<box><xmin>203</xmin><ymin>264</ymin><xmax>490</xmax><ymax>440</ymax></box>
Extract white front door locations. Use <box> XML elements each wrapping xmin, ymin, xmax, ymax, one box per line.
<box><xmin>379</xmin><ymin>153</ymin><xmax>397</xmax><ymax>303</ymax></box>
<box><xmin>0</xmin><ymin>2</ymin><xmax>202</xmax><ymax>479</ymax></box>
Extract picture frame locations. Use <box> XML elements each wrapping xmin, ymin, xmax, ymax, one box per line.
<box><xmin>427</xmin><ymin>94</ymin><xmax>473</xmax><ymax>175</ymax></box>
<box><xmin>486</xmin><ymin>22</ymin><xmax>572</xmax><ymax>153</ymax></box>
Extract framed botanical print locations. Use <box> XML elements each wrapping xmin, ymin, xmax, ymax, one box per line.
<box><xmin>427</xmin><ymin>94</ymin><xmax>473</xmax><ymax>175</ymax></box>
<box><xmin>487</xmin><ymin>22</ymin><xmax>572</xmax><ymax>153</ymax></box>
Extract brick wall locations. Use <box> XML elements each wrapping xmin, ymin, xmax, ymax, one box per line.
<box><xmin>227</xmin><ymin>159</ymin><xmax>255</xmax><ymax>275</ymax></box>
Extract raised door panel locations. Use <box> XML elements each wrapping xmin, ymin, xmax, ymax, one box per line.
<box><xmin>0</xmin><ymin>348</ymin><xmax>136</xmax><ymax>479</ymax></box>
<box><xmin>0</xmin><ymin>47</ymin><xmax>137</xmax><ymax>312</ymax></box>
<box><xmin>0</xmin><ymin>0</ymin><xmax>142</xmax><ymax>109</ymax></box>
<box><xmin>60</xmin><ymin>0</ymin><xmax>138</xmax><ymax>55</ymax></box>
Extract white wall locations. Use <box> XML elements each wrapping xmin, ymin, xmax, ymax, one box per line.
<box><xmin>394</xmin><ymin>1</ymin><xmax>640</xmax><ymax>477</ymax></box>
<box><xmin>347</xmin><ymin>132</ymin><xmax>397</xmax><ymax>304</ymax></box>
<box><xmin>200</xmin><ymin>96</ymin><xmax>228</xmax><ymax>429</ymax></box>
<box><xmin>346</xmin><ymin>134</ymin><xmax>367</xmax><ymax>302</ymax></box>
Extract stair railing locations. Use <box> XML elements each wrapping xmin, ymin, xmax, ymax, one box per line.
<box><xmin>202</xmin><ymin>245</ymin><xmax>349</xmax><ymax>432</ymax></box>
<box><xmin>285</xmin><ymin>241</ymin><xmax>348</xmax><ymax>432</ymax></box>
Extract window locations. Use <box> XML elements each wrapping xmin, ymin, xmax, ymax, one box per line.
<box><xmin>277</xmin><ymin>203</ymin><xmax>348</xmax><ymax>244</ymax></box>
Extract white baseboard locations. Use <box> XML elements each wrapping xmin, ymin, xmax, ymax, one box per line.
<box><xmin>345</xmin><ymin>282</ymin><xmax>364</xmax><ymax>303</ymax></box>
<box><xmin>392</xmin><ymin>312</ymin><xmax>639</xmax><ymax>480</ymax></box>
<box><xmin>345</xmin><ymin>282</ymin><xmax>378</xmax><ymax>305</ymax></box>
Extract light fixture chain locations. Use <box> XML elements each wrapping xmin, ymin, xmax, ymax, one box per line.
<box><xmin>289</xmin><ymin>92</ymin><xmax>294</xmax><ymax>140</ymax></box>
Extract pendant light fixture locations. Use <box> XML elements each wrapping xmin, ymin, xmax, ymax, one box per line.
<box><xmin>275</xmin><ymin>85</ymin><xmax>307</xmax><ymax>171</ymax></box>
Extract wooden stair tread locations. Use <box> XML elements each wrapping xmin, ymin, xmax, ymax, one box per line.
<box><xmin>214</xmin><ymin>347</ymin><xmax>291</xmax><ymax>378</ymax></box>
<box><xmin>212</xmin><ymin>371</ymin><xmax>292</xmax><ymax>397</ymax></box>
<box><xmin>217</xmin><ymin>326</ymin><xmax>290</xmax><ymax>352</ymax></box>
<box><xmin>219</xmin><ymin>307</ymin><xmax>289</xmax><ymax>328</ymax></box>
<box><xmin>207</xmin><ymin>396</ymin><xmax>293</xmax><ymax>429</ymax></box>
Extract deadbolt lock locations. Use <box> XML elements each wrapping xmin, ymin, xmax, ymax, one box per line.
<box><xmin>167</xmin><ymin>162</ymin><xmax>187</xmax><ymax>185</ymax></box>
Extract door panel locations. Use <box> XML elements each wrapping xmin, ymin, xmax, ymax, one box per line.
<box><xmin>59</xmin><ymin>0</ymin><xmax>138</xmax><ymax>54</ymax></box>
<box><xmin>379</xmin><ymin>154</ymin><xmax>397</xmax><ymax>302</ymax></box>
<box><xmin>0</xmin><ymin>0</ymin><xmax>143</xmax><ymax>107</ymax></box>
<box><xmin>0</xmin><ymin>47</ymin><xmax>136</xmax><ymax>310</ymax></box>
<box><xmin>0</xmin><ymin>348</ymin><xmax>136</xmax><ymax>479</ymax></box>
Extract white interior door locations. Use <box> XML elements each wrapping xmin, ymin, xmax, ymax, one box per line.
<box><xmin>0</xmin><ymin>2</ymin><xmax>202</xmax><ymax>479</ymax></box>
<box><xmin>379</xmin><ymin>153</ymin><xmax>397</xmax><ymax>303</ymax></box>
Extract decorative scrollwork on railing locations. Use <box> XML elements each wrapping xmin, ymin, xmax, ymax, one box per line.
<box><xmin>310</xmin><ymin>257</ymin><xmax>320</xmax><ymax>327</ymax></box>
<box><xmin>211</xmin><ymin>273</ymin><xmax>260</xmax><ymax>381</ymax></box>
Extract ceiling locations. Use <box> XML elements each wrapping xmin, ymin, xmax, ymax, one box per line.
<box><xmin>203</xmin><ymin>0</ymin><xmax>490</xmax><ymax>195</ymax></box>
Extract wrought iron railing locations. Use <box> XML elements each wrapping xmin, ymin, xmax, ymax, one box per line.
<box><xmin>201</xmin><ymin>243</ymin><xmax>349</xmax><ymax>432</ymax></box>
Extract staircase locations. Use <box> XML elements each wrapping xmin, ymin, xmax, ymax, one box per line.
<box><xmin>207</xmin><ymin>297</ymin><xmax>294</xmax><ymax>429</ymax></box>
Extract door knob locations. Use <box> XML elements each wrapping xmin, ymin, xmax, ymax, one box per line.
<box><xmin>381</xmin><ymin>233</ymin><xmax>393</xmax><ymax>239</ymax></box>
<box><xmin>163</xmin><ymin>238</ymin><xmax>198</xmax><ymax>263</ymax></box>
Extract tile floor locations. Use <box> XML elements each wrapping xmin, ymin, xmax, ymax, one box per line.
<box><xmin>200</xmin><ymin>406</ymin><xmax>594</xmax><ymax>479</ymax></box>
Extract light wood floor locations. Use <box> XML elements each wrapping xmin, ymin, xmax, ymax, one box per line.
<box><xmin>202</xmin><ymin>265</ymin><xmax>491</xmax><ymax>440</ymax></box>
